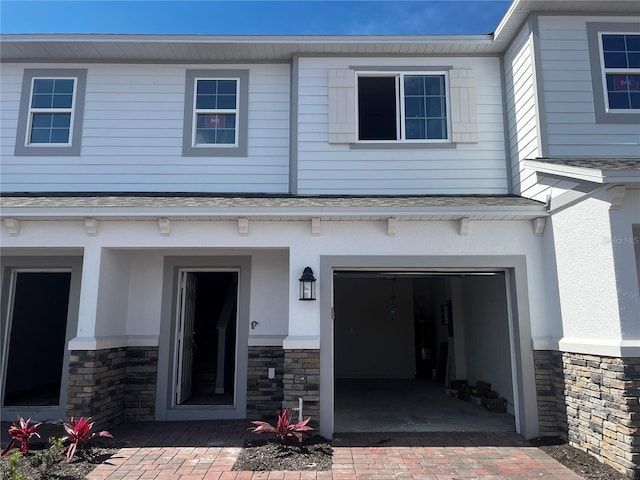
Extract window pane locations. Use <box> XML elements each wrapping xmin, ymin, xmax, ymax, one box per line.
<box><xmin>217</xmin><ymin>94</ymin><xmax>236</xmax><ymax>109</ymax></box>
<box><xmin>427</xmin><ymin>119</ymin><xmax>447</xmax><ymax>140</ymax></box>
<box><xmin>405</xmin><ymin>119</ymin><xmax>425</xmax><ymax>139</ymax></box>
<box><xmin>224</xmin><ymin>114</ymin><xmax>236</xmax><ymax>127</ymax></box>
<box><xmin>52</xmin><ymin>113</ymin><xmax>71</xmax><ymax>127</ymax></box>
<box><xmin>30</xmin><ymin>113</ymin><xmax>71</xmax><ymax>144</ymax></box>
<box><xmin>32</xmin><ymin>113</ymin><xmax>53</xmax><ymax>128</ymax></box>
<box><xmin>195</xmin><ymin>129</ymin><xmax>217</xmax><ymax>144</ymax></box>
<box><xmin>404</xmin><ymin>76</ymin><xmax>423</xmax><ymax>95</ymax></box>
<box><xmin>217</xmin><ymin>80</ymin><xmax>237</xmax><ymax>95</ymax></box>
<box><xmin>33</xmin><ymin>79</ymin><xmax>55</xmax><ymax>94</ymax></box>
<box><xmin>404</xmin><ymin>97</ymin><xmax>425</xmax><ymax>118</ymax></box>
<box><xmin>197</xmin><ymin>80</ymin><xmax>216</xmax><ymax>94</ymax></box>
<box><xmin>52</xmin><ymin>94</ymin><xmax>73</xmax><ymax>108</ymax></box>
<box><xmin>50</xmin><ymin>128</ymin><xmax>70</xmax><ymax>143</ymax></box>
<box><xmin>195</xmin><ymin>113</ymin><xmax>236</xmax><ymax>144</ymax></box>
<box><xmin>196</xmin><ymin>95</ymin><xmax>216</xmax><ymax>109</ymax></box>
<box><xmin>32</xmin><ymin>94</ymin><xmax>53</xmax><ymax>108</ymax></box>
<box><xmin>32</xmin><ymin>79</ymin><xmax>74</xmax><ymax>108</ymax></box>
<box><xmin>426</xmin><ymin>97</ymin><xmax>444</xmax><ymax>117</ymax></box>
<box><xmin>604</xmin><ymin>51</ymin><xmax>628</xmax><ymax>68</ymax></box>
<box><xmin>602</xmin><ymin>34</ymin><xmax>626</xmax><ymax>52</ymax></box>
<box><xmin>423</xmin><ymin>76</ymin><xmax>444</xmax><ymax>95</ymax></box>
<box><xmin>358</xmin><ymin>76</ymin><xmax>397</xmax><ymax>140</ymax></box>
<box><xmin>30</xmin><ymin>128</ymin><xmax>51</xmax><ymax>143</ymax></box>
<box><xmin>608</xmin><ymin>91</ymin><xmax>630</xmax><ymax>109</ymax></box>
<box><xmin>629</xmin><ymin>53</ymin><xmax>640</xmax><ymax>69</ymax></box>
<box><xmin>631</xmin><ymin>92</ymin><xmax>640</xmax><ymax>109</ymax></box>
<box><xmin>216</xmin><ymin>129</ymin><xmax>236</xmax><ymax>144</ymax></box>
<box><xmin>403</xmin><ymin>75</ymin><xmax>446</xmax><ymax>140</ymax></box>
<box><xmin>54</xmin><ymin>79</ymin><xmax>74</xmax><ymax>94</ymax></box>
<box><xmin>627</xmin><ymin>35</ymin><xmax>640</xmax><ymax>52</ymax></box>
<box><xmin>196</xmin><ymin>79</ymin><xmax>237</xmax><ymax>110</ymax></box>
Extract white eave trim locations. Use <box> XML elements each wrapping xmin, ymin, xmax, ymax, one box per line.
<box><xmin>523</xmin><ymin>160</ymin><xmax>640</xmax><ymax>184</ymax></box>
<box><xmin>0</xmin><ymin>205</ymin><xmax>548</xmax><ymax>221</ymax></box>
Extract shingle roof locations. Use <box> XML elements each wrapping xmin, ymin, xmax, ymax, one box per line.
<box><xmin>0</xmin><ymin>194</ymin><xmax>543</xmax><ymax>209</ymax></box>
<box><xmin>0</xmin><ymin>194</ymin><xmax>546</xmax><ymax>221</ymax></box>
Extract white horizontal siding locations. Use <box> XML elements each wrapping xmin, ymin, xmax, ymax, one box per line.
<box><xmin>1</xmin><ymin>63</ymin><xmax>290</xmax><ymax>193</ymax></box>
<box><xmin>296</xmin><ymin>57</ymin><xmax>508</xmax><ymax>195</ymax></box>
<box><xmin>538</xmin><ymin>16</ymin><xmax>640</xmax><ymax>158</ymax></box>
<box><xmin>503</xmin><ymin>22</ymin><xmax>540</xmax><ymax>198</ymax></box>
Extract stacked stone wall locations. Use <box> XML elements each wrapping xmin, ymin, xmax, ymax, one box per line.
<box><xmin>124</xmin><ymin>347</ymin><xmax>158</xmax><ymax>421</ymax></box>
<box><xmin>246</xmin><ymin>346</ymin><xmax>285</xmax><ymax>419</ymax></box>
<box><xmin>283</xmin><ymin>349</ymin><xmax>320</xmax><ymax>428</ymax></box>
<box><xmin>67</xmin><ymin>348</ymin><xmax>127</xmax><ymax>428</ymax></box>
<box><xmin>67</xmin><ymin>347</ymin><xmax>159</xmax><ymax>428</ymax></box>
<box><xmin>534</xmin><ymin>350</ymin><xmax>640</xmax><ymax>479</ymax></box>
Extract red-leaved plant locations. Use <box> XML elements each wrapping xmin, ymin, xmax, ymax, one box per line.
<box><xmin>62</xmin><ymin>417</ymin><xmax>113</xmax><ymax>462</ymax></box>
<box><xmin>248</xmin><ymin>408</ymin><xmax>314</xmax><ymax>444</ymax></box>
<box><xmin>1</xmin><ymin>416</ymin><xmax>41</xmax><ymax>456</ymax></box>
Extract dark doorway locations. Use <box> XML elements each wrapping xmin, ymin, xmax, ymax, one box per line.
<box><xmin>3</xmin><ymin>271</ymin><xmax>71</xmax><ymax>406</ymax></box>
<box><xmin>175</xmin><ymin>271</ymin><xmax>238</xmax><ymax>406</ymax></box>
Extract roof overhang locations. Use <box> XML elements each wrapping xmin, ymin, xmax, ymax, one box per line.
<box><xmin>0</xmin><ymin>195</ymin><xmax>547</xmax><ymax>222</ymax></box>
<box><xmin>523</xmin><ymin>159</ymin><xmax>640</xmax><ymax>185</ymax></box>
<box><xmin>2</xmin><ymin>1</ymin><xmax>638</xmax><ymax>63</ymax></box>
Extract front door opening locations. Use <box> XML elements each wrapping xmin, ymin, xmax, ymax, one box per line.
<box><xmin>333</xmin><ymin>271</ymin><xmax>516</xmax><ymax>433</ymax></box>
<box><xmin>2</xmin><ymin>271</ymin><xmax>71</xmax><ymax>407</ymax></box>
<box><xmin>175</xmin><ymin>270</ymin><xmax>238</xmax><ymax>406</ymax></box>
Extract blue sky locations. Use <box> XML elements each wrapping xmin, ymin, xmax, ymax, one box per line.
<box><xmin>1</xmin><ymin>0</ymin><xmax>512</xmax><ymax>35</ymax></box>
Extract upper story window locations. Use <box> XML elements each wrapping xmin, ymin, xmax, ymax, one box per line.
<box><xmin>194</xmin><ymin>78</ymin><xmax>238</xmax><ymax>146</ymax></box>
<box><xmin>29</xmin><ymin>78</ymin><xmax>76</xmax><ymax>144</ymax></box>
<box><xmin>600</xmin><ymin>34</ymin><xmax>640</xmax><ymax>110</ymax></box>
<box><xmin>587</xmin><ymin>22</ymin><xmax>640</xmax><ymax>124</ymax></box>
<box><xmin>182</xmin><ymin>69</ymin><xmax>249</xmax><ymax>157</ymax></box>
<box><xmin>14</xmin><ymin>69</ymin><xmax>87</xmax><ymax>156</ymax></box>
<box><xmin>328</xmin><ymin>68</ymin><xmax>476</xmax><ymax>147</ymax></box>
<box><xmin>357</xmin><ymin>73</ymin><xmax>448</xmax><ymax>142</ymax></box>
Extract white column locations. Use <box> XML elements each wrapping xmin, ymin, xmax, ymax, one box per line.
<box><xmin>68</xmin><ymin>245</ymin><xmax>102</xmax><ymax>350</ymax></box>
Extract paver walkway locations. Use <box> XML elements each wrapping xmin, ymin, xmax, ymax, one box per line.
<box><xmin>85</xmin><ymin>421</ymin><xmax>583</xmax><ymax>480</ymax></box>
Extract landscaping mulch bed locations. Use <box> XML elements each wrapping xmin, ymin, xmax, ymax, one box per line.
<box><xmin>232</xmin><ymin>436</ymin><xmax>332</xmax><ymax>471</ymax></box>
<box><xmin>0</xmin><ymin>444</ymin><xmax>119</xmax><ymax>480</ymax></box>
<box><xmin>532</xmin><ymin>437</ymin><xmax>628</xmax><ymax>480</ymax></box>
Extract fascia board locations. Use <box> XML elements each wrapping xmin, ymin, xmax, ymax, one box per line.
<box><xmin>524</xmin><ymin>160</ymin><xmax>640</xmax><ymax>184</ymax></box>
<box><xmin>0</xmin><ymin>204</ymin><xmax>548</xmax><ymax>220</ymax></box>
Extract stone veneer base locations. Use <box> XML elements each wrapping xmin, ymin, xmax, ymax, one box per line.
<box><xmin>283</xmin><ymin>349</ymin><xmax>320</xmax><ymax>429</ymax></box>
<box><xmin>534</xmin><ymin>350</ymin><xmax>640</xmax><ymax>479</ymax></box>
<box><xmin>246</xmin><ymin>346</ymin><xmax>285</xmax><ymax>419</ymax></box>
<box><xmin>66</xmin><ymin>347</ymin><xmax>158</xmax><ymax>429</ymax></box>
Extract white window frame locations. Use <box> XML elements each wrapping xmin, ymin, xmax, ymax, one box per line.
<box><xmin>191</xmin><ymin>77</ymin><xmax>240</xmax><ymax>148</ymax></box>
<box><xmin>598</xmin><ymin>32</ymin><xmax>640</xmax><ymax>113</ymax></box>
<box><xmin>355</xmin><ymin>71</ymin><xmax>451</xmax><ymax>144</ymax></box>
<box><xmin>26</xmin><ymin>77</ymin><xmax>77</xmax><ymax>147</ymax></box>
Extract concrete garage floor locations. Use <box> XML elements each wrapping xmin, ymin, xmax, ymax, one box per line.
<box><xmin>334</xmin><ymin>378</ymin><xmax>516</xmax><ymax>432</ymax></box>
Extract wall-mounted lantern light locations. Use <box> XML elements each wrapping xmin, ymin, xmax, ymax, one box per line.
<box><xmin>299</xmin><ymin>267</ymin><xmax>316</xmax><ymax>301</ymax></box>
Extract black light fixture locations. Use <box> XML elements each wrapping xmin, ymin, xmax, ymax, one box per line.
<box><xmin>299</xmin><ymin>267</ymin><xmax>316</xmax><ymax>300</ymax></box>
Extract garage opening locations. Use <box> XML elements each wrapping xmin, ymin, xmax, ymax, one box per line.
<box><xmin>333</xmin><ymin>270</ymin><xmax>515</xmax><ymax>432</ymax></box>
<box><xmin>2</xmin><ymin>270</ymin><xmax>71</xmax><ymax>407</ymax></box>
<box><xmin>174</xmin><ymin>270</ymin><xmax>238</xmax><ymax>406</ymax></box>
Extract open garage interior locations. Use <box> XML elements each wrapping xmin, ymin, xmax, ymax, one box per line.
<box><xmin>333</xmin><ymin>271</ymin><xmax>516</xmax><ymax>433</ymax></box>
